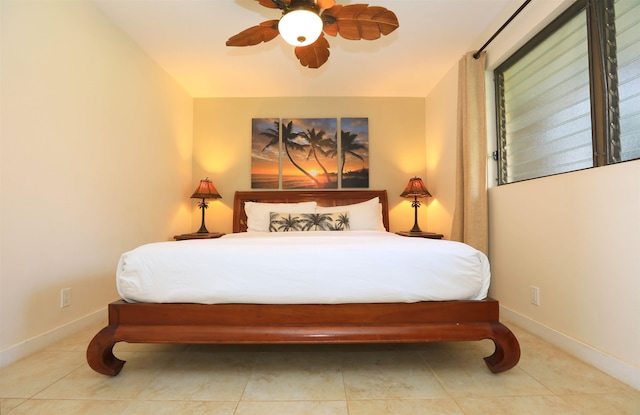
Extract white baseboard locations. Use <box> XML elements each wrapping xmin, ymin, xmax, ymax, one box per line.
<box><xmin>500</xmin><ymin>305</ymin><xmax>640</xmax><ymax>390</ymax></box>
<box><xmin>0</xmin><ymin>307</ymin><xmax>107</xmax><ymax>368</ymax></box>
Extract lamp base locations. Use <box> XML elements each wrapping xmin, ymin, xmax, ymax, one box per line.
<box><xmin>196</xmin><ymin>226</ymin><xmax>209</xmax><ymax>234</ymax></box>
<box><xmin>196</xmin><ymin>198</ymin><xmax>209</xmax><ymax>234</ymax></box>
<box><xmin>409</xmin><ymin>198</ymin><xmax>422</xmax><ymax>233</ymax></box>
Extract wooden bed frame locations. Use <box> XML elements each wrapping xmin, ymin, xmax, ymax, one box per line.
<box><xmin>87</xmin><ymin>189</ymin><xmax>520</xmax><ymax>376</ymax></box>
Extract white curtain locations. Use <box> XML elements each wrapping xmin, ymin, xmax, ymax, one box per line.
<box><xmin>451</xmin><ymin>51</ymin><xmax>488</xmax><ymax>255</ymax></box>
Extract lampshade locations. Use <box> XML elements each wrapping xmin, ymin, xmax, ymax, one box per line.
<box><xmin>278</xmin><ymin>9</ymin><xmax>323</xmax><ymax>47</ymax></box>
<box><xmin>400</xmin><ymin>177</ymin><xmax>432</xmax><ymax>198</ymax></box>
<box><xmin>191</xmin><ymin>177</ymin><xmax>222</xmax><ymax>200</ymax></box>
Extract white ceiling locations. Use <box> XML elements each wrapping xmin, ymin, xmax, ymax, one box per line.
<box><xmin>92</xmin><ymin>0</ymin><xmax>515</xmax><ymax>98</ymax></box>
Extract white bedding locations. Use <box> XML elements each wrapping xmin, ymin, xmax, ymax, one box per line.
<box><xmin>116</xmin><ymin>231</ymin><xmax>491</xmax><ymax>304</ymax></box>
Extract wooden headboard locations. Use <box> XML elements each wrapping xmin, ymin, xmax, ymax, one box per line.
<box><xmin>233</xmin><ymin>190</ymin><xmax>389</xmax><ymax>233</ymax></box>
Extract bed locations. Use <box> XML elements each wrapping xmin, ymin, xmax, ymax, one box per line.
<box><xmin>87</xmin><ymin>189</ymin><xmax>520</xmax><ymax>376</ymax></box>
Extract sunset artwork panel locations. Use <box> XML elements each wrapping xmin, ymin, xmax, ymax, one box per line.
<box><xmin>281</xmin><ymin>118</ymin><xmax>338</xmax><ymax>189</ymax></box>
<box><xmin>251</xmin><ymin>118</ymin><xmax>280</xmax><ymax>189</ymax></box>
<box><xmin>340</xmin><ymin>118</ymin><xmax>369</xmax><ymax>188</ymax></box>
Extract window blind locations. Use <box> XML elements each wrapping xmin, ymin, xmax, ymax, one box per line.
<box><xmin>615</xmin><ymin>0</ymin><xmax>640</xmax><ymax>162</ymax></box>
<box><xmin>498</xmin><ymin>11</ymin><xmax>593</xmax><ymax>183</ymax></box>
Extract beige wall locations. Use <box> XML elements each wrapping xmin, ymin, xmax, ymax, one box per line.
<box><xmin>192</xmin><ymin>97</ymin><xmax>427</xmax><ymax>235</ymax></box>
<box><xmin>0</xmin><ymin>1</ymin><xmax>193</xmax><ymax>363</ymax></box>
<box><xmin>425</xmin><ymin>65</ymin><xmax>459</xmax><ymax>239</ymax></box>
<box><xmin>425</xmin><ymin>0</ymin><xmax>640</xmax><ymax>387</ymax></box>
<box><xmin>489</xmin><ymin>162</ymin><xmax>640</xmax><ymax>376</ymax></box>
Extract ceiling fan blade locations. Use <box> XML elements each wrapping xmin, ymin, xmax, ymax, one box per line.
<box><xmin>317</xmin><ymin>0</ymin><xmax>336</xmax><ymax>8</ymax></box>
<box><xmin>255</xmin><ymin>0</ymin><xmax>290</xmax><ymax>9</ymax></box>
<box><xmin>323</xmin><ymin>4</ymin><xmax>399</xmax><ymax>40</ymax></box>
<box><xmin>226</xmin><ymin>20</ymin><xmax>280</xmax><ymax>46</ymax></box>
<box><xmin>294</xmin><ymin>35</ymin><xmax>330</xmax><ymax>68</ymax></box>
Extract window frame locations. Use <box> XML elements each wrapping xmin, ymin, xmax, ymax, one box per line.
<box><xmin>494</xmin><ymin>0</ymin><xmax>626</xmax><ymax>185</ymax></box>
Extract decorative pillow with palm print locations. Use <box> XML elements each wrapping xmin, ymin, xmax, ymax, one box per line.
<box><xmin>245</xmin><ymin>201</ymin><xmax>317</xmax><ymax>232</ymax></box>
<box><xmin>269</xmin><ymin>212</ymin><xmax>350</xmax><ymax>232</ymax></box>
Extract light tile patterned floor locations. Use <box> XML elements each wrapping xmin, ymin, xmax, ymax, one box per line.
<box><xmin>1</xmin><ymin>322</ymin><xmax>638</xmax><ymax>414</ymax></box>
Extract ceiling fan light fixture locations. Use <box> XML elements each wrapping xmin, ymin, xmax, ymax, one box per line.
<box><xmin>227</xmin><ymin>1</ymin><xmax>399</xmax><ymax>69</ymax></box>
<box><xmin>278</xmin><ymin>9</ymin><xmax>323</xmax><ymax>47</ymax></box>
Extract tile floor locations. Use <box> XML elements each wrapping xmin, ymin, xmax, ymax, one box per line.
<box><xmin>1</xmin><ymin>321</ymin><xmax>638</xmax><ymax>414</ymax></box>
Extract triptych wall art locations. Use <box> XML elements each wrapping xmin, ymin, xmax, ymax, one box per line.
<box><xmin>251</xmin><ymin>118</ymin><xmax>369</xmax><ymax>189</ymax></box>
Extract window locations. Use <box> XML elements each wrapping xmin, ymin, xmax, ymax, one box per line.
<box><xmin>615</xmin><ymin>0</ymin><xmax>640</xmax><ymax>161</ymax></box>
<box><xmin>494</xmin><ymin>0</ymin><xmax>640</xmax><ymax>184</ymax></box>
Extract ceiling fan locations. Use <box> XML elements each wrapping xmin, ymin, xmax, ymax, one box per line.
<box><xmin>226</xmin><ymin>0</ymin><xmax>399</xmax><ymax>69</ymax></box>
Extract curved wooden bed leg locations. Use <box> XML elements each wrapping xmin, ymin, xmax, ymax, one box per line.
<box><xmin>86</xmin><ymin>325</ymin><xmax>125</xmax><ymax>376</ymax></box>
<box><xmin>484</xmin><ymin>322</ymin><xmax>521</xmax><ymax>373</ymax></box>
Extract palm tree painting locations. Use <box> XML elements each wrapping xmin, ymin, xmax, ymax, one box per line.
<box><xmin>251</xmin><ymin>117</ymin><xmax>368</xmax><ymax>189</ymax></box>
<box><xmin>281</xmin><ymin>118</ymin><xmax>338</xmax><ymax>189</ymax></box>
<box><xmin>340</xmin><ymin>118</ymin><xmax>369</xmax><ymax>188</ymax></box>
<box><xmin>269</xmin><ymin>212</ymin><xmax>349</xmax><ymax>232</ymax></box>
<box><xmin>251</xmin><ymin>118</ymin><xmax>280</xmax><ymax>189</ymax></box>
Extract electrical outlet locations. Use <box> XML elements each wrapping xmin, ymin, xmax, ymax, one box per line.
<box><xmin>529</xmin><ymin>286</ymin><xmax>540</xmax><ymax>306</ymax></box>
<box><xmin>60</xmin><ymin>288</ymin><xmax>72</xmax><ymax>308</ymax></box>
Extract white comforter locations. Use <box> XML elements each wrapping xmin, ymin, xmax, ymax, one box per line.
<box><xmin>116</xmin><ymin>231</ymin><xmax>490</xmax><ymax>304</ymax></box>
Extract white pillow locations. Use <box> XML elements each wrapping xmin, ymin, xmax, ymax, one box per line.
<box><xmin>245</xmin><ymin>201</ymin><xmax>317</xmax><ymax>232</ymax></box>
<box><xmin>315</xmin><ymin>197</ymin><xmax>385</xmax><ymax>231</ymax></box>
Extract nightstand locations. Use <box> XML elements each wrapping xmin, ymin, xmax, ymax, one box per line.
<box><xmin>395</xmin><ymin>231</ymin><xmax>444</xmax><ymax>239</ymax></box>
<box><xmin>173</xmin><ymin>232</ymin><xmax>225</xmax><ymax>241</ymax></box>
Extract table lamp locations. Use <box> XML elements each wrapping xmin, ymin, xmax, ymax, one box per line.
<box><xmin>191</xmin><ymin>177</ymin><xmax>222</xmax><ymax>234</ymax></box>
<box><xmin>400</xmin><ymin>177</ymin><xmax>432</xmax><ymax>233</ymax></box>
